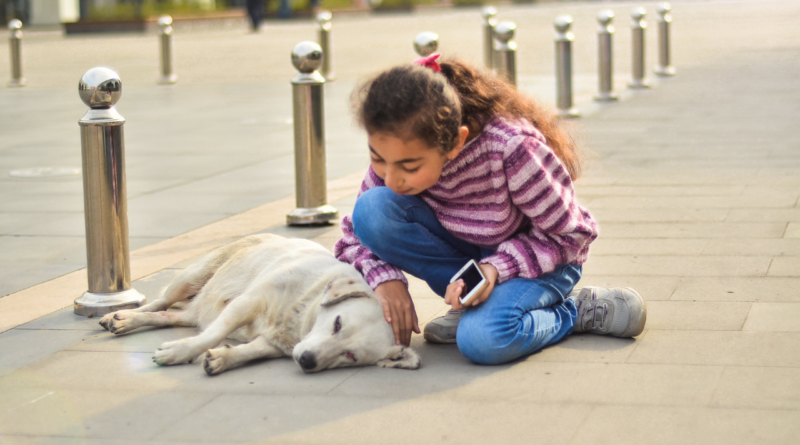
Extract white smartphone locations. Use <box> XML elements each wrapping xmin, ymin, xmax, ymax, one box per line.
<box><xmin>450</xmin><ymin>259</ymin><xmax>488</xmax><ymax>306</ymax></box>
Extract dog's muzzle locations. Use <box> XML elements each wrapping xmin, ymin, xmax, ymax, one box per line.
<box><xmin>297</xmin><ymin>351</ymin><xmax>317</xmax><ymax>371</ymax></box>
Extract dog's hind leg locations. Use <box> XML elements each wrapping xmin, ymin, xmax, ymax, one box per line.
<box><xmin>202</xmin><ymin>336</ymin><xmax>283</xmax><ymax>375</ymax></box>
<box><xmin>104</xmin><ymin>308</ymin><xmax>196</xmax><ymax>336</ymax></box>
<box><xmin>154</xmin><ymin>292</ymin><xmax>265</xmax><ymax>366</ymax></box>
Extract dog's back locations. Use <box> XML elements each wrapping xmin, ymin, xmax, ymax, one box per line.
<box><xmin>185</xmin><ymin>234</ymin><xmax>359</xmax><ymax>353</ymax></box>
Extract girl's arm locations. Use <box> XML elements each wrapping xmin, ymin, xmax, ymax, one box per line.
<box><xmin>480</xmin><ymin>134</ymin><xmax>599</xmax><ymax>284</ymax></box>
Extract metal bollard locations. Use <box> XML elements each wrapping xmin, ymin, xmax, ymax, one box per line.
<box><xmin>555</xmin><ymin>16</ymin><xmax>579</xmax><ymax>117</ymax></box>
<box><xmin>654</xmin><ymin>2</ymin><xmax>676</xmax><ymax>76</ymax></box>
<box><xmin>286</xmin><ymin>42</ymin><xmax>338</xmax><ymax>225</ymax></box>
<box><xmin>595</xmin><ymin>10</ymin><xmax>618</xmax><ymax>102</ymax></box>
<box><xmin>413</xmin><ymin>31</ymin><xmax>438</xmax><ymax>57</ymax></box>
<box><xmin>316</xmin><ymin>11</ymin><xmax>335</xmax><ymax>80</ymax></box>
<box><xmin>8</xmin><ymin>19</ymin><xmax>25</xmax><ymax>87</ymax></box>
<box><xmin>493</xmin><ymin>21</ymin><xmax>517</xmax><ymax>87</ymax></box>
<box><xmin>158</xmin><ymin>16</ymin><xmax>178</xmax><ymax>84</ymax></box>
<box><xmin>481</xmin><ymin>6</ymin><xmax>498</xmax><ymax>70</ymax></box>
<box><xmin>628</xmin><ymin>7</ymin><xmax>650</xmax><ymax>89</ymax></box>
<box><xmin>74</xmin><ymin>67</ymin><xmax>145</xmax><ymax>316</ymax></box>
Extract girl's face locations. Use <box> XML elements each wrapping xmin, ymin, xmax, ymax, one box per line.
<box><xmin>368</xmin><ymin>129</ymin><xmax>467</xmax><ymax>195</ymax></box>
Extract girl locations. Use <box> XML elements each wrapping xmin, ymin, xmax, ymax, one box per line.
<box><xmin>334</xmin><ymin>55</ymin><xmax>646</xmax><ymax>365</ymax></box>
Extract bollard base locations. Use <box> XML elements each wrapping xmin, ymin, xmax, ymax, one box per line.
<box><xmin>7</xmin><ymin>78</ymin><xmax>26</xmax><ymax>88</ymax></box>
<box><xmin>557</xmin><ymin>107</ymin><xmax>581</xmax><ymax>118</ymax></box>
<box><xmin>594</xmin><ymin>92</ymin><xmax>619</xmax><ymax>102</ymax></box>
<box><xmin>628</xmin><ymin>79</ymin><xmax>651</xmax><ymax>89</ymax></box>
<box><xmin>287</xmin><ymin>204</ymin><xmax>339</xmax><ymax>226</ymax></box>
<box><xmin>654</xmin><ymin>65</ymin><xmax>676</xmax><ymax>76</ymax></box>
<box><xmin>158</xmin><ymin>74</ymin><xmax>178</xmax><ymax>85</ymax></box>
<box><xmin>74</xmin><ymin>288</ymin><xmax>145</xmax><ymax>317</ymax></box>
<box><xmin>323</xmin><ymin>72</ymin><xmax>336</xmax><ymax>81</ymax></box>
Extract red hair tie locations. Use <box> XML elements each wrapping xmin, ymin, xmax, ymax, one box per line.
<box><xmin>413</xmin><ymin>53</ymin><xmax>442</xmax><ymax>73</ymax></box>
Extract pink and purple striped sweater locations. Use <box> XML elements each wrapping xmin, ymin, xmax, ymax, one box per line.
<box><xmin>334</xmin><ymin>116</ymin><xmax>599</xmax><ymax>289</ymax></box>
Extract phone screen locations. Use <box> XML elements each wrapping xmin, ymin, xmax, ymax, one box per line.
<box><xmin>458</xmin><ymin>262</ymin><xmax>484</xmax><ymax>297</ymax></box>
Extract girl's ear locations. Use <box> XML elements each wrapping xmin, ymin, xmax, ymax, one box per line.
<box><xmin>446</xmin><ymin>126</ymin><xmax>471</xmax><ymax>161</ymax></box>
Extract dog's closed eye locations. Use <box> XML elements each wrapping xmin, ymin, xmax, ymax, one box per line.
<box><xmin>333</xmin><ymin>315</ymin><xmax>342</xmax><ymax>334</ymax></box>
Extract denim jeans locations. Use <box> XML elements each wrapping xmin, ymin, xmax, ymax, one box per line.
<box><xmin>352</xmin><ymin>187</ymin><xmax>581</xmax><ymax>365</ymax></box>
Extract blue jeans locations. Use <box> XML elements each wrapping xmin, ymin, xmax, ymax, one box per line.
<box><xmin>352</xmin><ymin>187</ymin><xmax>581</xmax><ymax>365</ymax></box>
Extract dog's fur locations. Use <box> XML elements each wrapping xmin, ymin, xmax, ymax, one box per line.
<box><xmin>98</xmin><ymin>234</ymin><xmax>420</xmax><ymax>374</ymax></box>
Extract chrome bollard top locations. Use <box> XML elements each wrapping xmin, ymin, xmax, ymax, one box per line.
<box><xmin>413</xmin><ymin>32</ymin><xmax>439</xmax><ymax>57</ymax></box>
<box><xmin>158</xmin><ymin>15</ymin><xmax>173</xmax><ymax>28</ymax></box>
<box><xmin>8</xmin><ymin>19</ymin><xmax>22</xmax><ymax>30</ymax></box>
<box><xmin>481</xmin><ymin>6</ymin><xmax>498</xmax><ymax>23</ymax></box>
<box><xmin>597</xmin><ymin>10</ymin><xmax>615</xmax><ymax>33</ymax></box>
<box><xmin>657</xmin><ymin>2</ymin><xmax>671</xmax><ymax>15</ymax></box>
<box><xmin>494</xmin><ymin>21</ymin><xmax>516</xmax><ymax>43</ymax></box>
<box><xmin>79</xmin><ymin>67</ymin><xmax>122</xmax><ymax>109</ymax></box>
<box><xmin>316</xmin><ymin>10</ymin><xmax>332</xmax><ymax>24</ymax></box>
<box><xmin>631</xmin><ymin>7</ymin><xmax>647</xmax><ymax>28</ymax></box>
<box><xmin>292</xmin><ymin>41</ymin><xmax>323</xmax><ymax>74</ymax></box>
<box><xmin>554</xmin><ymin>15</ymin><xmax>574</xmax><ymax>41</ymax></box>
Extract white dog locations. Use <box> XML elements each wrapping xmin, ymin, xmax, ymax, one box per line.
<box><xmin>99</xmin><ymin>234</ymin><xmax>420</xmax><ymax>374</ymax></box>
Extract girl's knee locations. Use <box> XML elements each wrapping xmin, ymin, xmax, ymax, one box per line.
<box><xmin>352</xmin><ymin>187</ymin><xmax>409</xmax><ymax>250</ymax></box>
<box><xmin>456</xmin><ymin>312</ymin><xmax>513</xmax><ymax>366</ymax></box>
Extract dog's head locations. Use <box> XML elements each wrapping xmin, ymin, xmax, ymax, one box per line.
<box><xmin>292</xmin><ymin>276</ymin><xmax>420</xmax><ymax>373</ymax></box>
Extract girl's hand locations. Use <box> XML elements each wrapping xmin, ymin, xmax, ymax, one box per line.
<box><xmin>444</xmin><ymin>263</ymin><xmax>498</xmax><ymax>311</ymax></box>
<box><xmin>374</xmin><ymin>280</ymin><xmax>420</xmax><ymax>346</ymax></box>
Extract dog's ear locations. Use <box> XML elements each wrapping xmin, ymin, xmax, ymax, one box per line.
<box><xmin>376</xmin><ymin>345</ymin><xmax>421</xmax><ymax>370</ymax></box>
<box><xmin>320</xmin><ymin>278</ymin><xmax>372</xmax><ymax>308</ymax></box>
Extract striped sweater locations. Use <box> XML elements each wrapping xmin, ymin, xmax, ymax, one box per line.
<box><xmin>334</xmin><ymin>116</ymin><xmax>599</xmax><ymax>289</ymax></box>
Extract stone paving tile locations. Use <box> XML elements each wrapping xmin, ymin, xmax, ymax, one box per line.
<box><xmin>569</xmin><ymin>405</ymin><xmax>800</xmax><ymax>445</ymax></box>
<box><xmin>785</xmin><ymin>222</ymin><xmax>800</xmax><ymax>238</ymax></box>
<box><xmin>702</xmin><ymin>238</ymin><xmax>800</xmax><ymax>256</ymax></box>
<box><xmin>627</xmin><ymin>331</ymin><xmax>800</xmax><ymax>367</ymax></box>
<box><xmin>726</xmin><ymin>209</ymin><xmax>800</xmax><ymax>223</ymax></box>
<box><xmin>0</xmin><ymin>437</ymin><xmax>218</xmax><ymax>445</ymax></box>
<box><xmin>589</xmin><ymin>239</ymin><xmax>709</xmax><ymax>256</ymax></box>
<box><xmin>588</xmin><ymin>207</ymin><xmax>730</xmax><ymax>223</ymax></box>
<box><xmin>596</xmin><ymin>222</ymin><xmax>786</xmax><ymax>239</ymax></box>
<box><xmin>15</xmin><ymin>307</ymin><xmax>105</xmax><ymax>331</ymax></box>
<box><xmin>434</xmin><ymin>361</ymin><xmax>724</xmax><ymax>407</ymax></box>
<box><xmin>0</xmin><ymin>328</ymin><xmax>97</xmax><ymax>378</ymax></box>
<box><xmin>743</xmin><ymin>303</ymin><xmax>800</xmax><ymax>332</ymax></box>
<box><xmin>767</xmin><ymin>257</ymin><xmax>800</xmax><ymax>276</ymax></box>
<box><xmin>711</xmin><ymin>366</ymin><xmax>800</xmax><ymax>409</ymax></box>
<box><xmin>532</xmin><ymin>334</ymin><xmax>640</xmax><ymax>364</ymax></box>
<box><xmin>576</xmin><ymin>275</ymin><xmax>682</xmax><ymax>301</ymax></box>
<box><xmin>672</xmin><ymin>276</ymin><xmax>800</xmax><ymax>303</ymax></box>
<box><xmin>0</xmin><ymin>387</ymin><xmax>217</xmax><ymax>441</ymax></box>
<box><xmin>582</xmin><ymin>255</ymin><xmax>772</xmax><ymax>277</ymax></box>
<box><xmin>645</xmin><ymin>301</ymin><xmax>751</xmax><ymax>331</ymax></box>
<box><xmin>0</xmin><ymin>264</ymin><xmax>84</xmax><ymax>299</ymax></box>
<box><xmin>260</xmin><ymin>398</ymin><xmax>592</xmax><ymax>445</ymax></box>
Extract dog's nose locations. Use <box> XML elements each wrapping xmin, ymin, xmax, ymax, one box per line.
<box><xmin>297</xmin><ymin>351</ymin><xmax>317</xmax><ymax>370</ymax></box>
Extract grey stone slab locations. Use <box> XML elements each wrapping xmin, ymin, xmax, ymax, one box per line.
<box><xmin>582</xmin><ymin>255</ymin><xmax>772</xmax><ymax>277</ymax></box>
<box><xmin>0</xmin><ymin>264</ymin><xmax>83</xmax><ymax>298</ymax></box>
<box><xmin>0</xmin><ymin>328</ymin><xmax>96</xmax><ymax>378</ymax></box>
<box><xmin>0</xmin><ymin>387</ymin><xmax>217</xmax><ymax>441</ymax></box>
<box><xmin>0</xmin><ymin>235</ymin><xmax>85</xmax><ymax>263</ymax></box>
<box><xmin>627</xmin><ymin>330</ymin><xmax>800</xmax><ymax>367</ymax></box>
<box><xmin>16</xmin><ymin>307</ymin><xmax>105</xmax><ymax>332</ymax></box>
<box><xmin>67</xmin><ymin>328</ymin><xmax>201</xmax><ymax>354</ymax></box>
<box><xmin>786</xmin><ymin>222</ymin><xmax>800</xmax><ymax>237</ymax></box>
<box><xmin>672</xmin><ymin>276</ymin><xmax>800</xmax><ymax>303</ymax></box>
<box><xmin>597</xmin><ymin>222</ymin><xmax>786</xmax><ymax>239</ymax></box>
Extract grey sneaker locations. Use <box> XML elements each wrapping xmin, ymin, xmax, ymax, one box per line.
<box><xmin>423</xmin><ymin>310</ymin><xmax>463</xmax><ymax>344</ymax></box>
<box><xmin>572</xmin><ymin>287</ymin><xmax>647</xmax><ymax>337</ymax></box>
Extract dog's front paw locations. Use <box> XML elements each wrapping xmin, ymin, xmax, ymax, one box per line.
<box><xmin>153</xmin><ymin>339</ymin><xmax>201</xmax><ymax>366</ymax></box>
<box><xmin>203</xmin><ymin>346</ymin><xmax>232</xmax><ymax>376</ymax></box>
<box><xmin>100</xmin><ymin>311</ymin><xmax>137</xmax><ymax>335</ymax></box>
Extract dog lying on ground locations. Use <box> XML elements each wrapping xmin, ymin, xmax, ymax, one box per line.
<box><xmin>98</xmin><ymin>234</ymin><xmax>420</xmax><ymax>374</ymax></box>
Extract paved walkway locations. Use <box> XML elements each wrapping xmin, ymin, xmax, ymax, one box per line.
<box><xmin>1</xmin><ymin>1</ymin><xmax>799</xmax><ymax>444</ymax></box>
